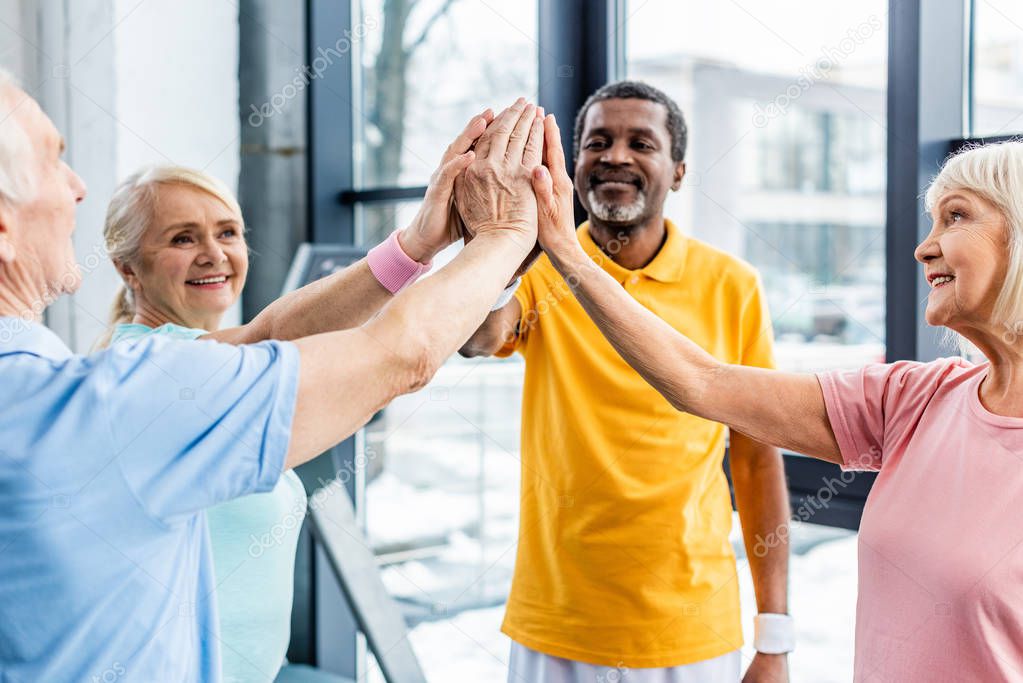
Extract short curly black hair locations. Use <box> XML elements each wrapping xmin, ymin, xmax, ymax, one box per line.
<box><xmin>573</xmin><ymin>80</ymin><xmax>688</xmax><ymax>163</ymax></box>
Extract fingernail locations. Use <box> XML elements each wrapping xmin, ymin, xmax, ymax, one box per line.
<box><xmin>538</xmin><ymin>107</ymin><xmax>545</xmax><ymax>117</ymax></box>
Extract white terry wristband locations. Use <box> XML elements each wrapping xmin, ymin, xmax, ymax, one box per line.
<box><xmin>492</xmin><ymin>278</ymin><xmax>521</xmax><ymax>311</ymax></box>
<box><xmin>753</xmin><ymin>613</ymin><xmax>795</xmax><ymax>654</ymax></box>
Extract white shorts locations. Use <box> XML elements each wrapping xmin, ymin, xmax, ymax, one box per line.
<box><xmin>507</xmin><ymin>642</ymin><xmax>741</xmax><ymax>683</ymax></box>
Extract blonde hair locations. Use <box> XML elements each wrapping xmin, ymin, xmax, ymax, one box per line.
<box><xmin>96</xmin><ymin>165</ymin><xmax>243</xmax><ymax>348</ymax></box>
<box><xmin>0</xmin><ymin>68</ymin><xmax>34</xmax><ymax>206</ymax></box>
<box><xmin>925</xmin><ymin>140</ymin><xmax>1023</xmax><ymax>328</ymax></box>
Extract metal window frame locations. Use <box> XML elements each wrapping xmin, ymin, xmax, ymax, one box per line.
<box><xmin>299</xmin><ymin>0</ymin><xmax>363</xmax><ymax>678</ymax></box>
<box><xmin>299</xmin><ymin>3</ymin><xmax>999</xmax><ymax>670</ymax></box>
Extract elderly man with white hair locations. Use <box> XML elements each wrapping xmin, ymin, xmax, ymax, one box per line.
<box><xmin>0</xmin><ymin>69</ymin><xmax>544</xmax><ymax>681</ymax></box>
<box><xmin>529</xmin><ymin>113</ymin><xmax>1023</xmax><ymax>680</ymax></box>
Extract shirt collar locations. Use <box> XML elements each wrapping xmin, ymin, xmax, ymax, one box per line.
<box><xmin>0</xmin><ymin>317</ymin><xmax>73</xmax><ymax>361</ymax></box>
<box><xmin>578</xmin><ymin>218</ymin><xmax>688</xmax><ymax>284</ymax></box>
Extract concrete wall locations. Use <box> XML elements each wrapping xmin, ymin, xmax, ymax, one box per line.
<box><xmin>0</xmin><ymin>0</ymin><xmax>241</xmax><ymax>352</ymax></box>
<box><xmin>238</xmin><ymin>0</ymin><xmax>308</xmax><ymax>321</ymax></box>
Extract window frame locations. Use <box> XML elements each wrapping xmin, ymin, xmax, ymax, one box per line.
<box><xmin>304</xmin><ymin>0</ymin><xmax>989</xmax><ymax>541</ymax></box>
<box><xmin>300</xmin><ymin>0</ymin><xmax>1008</xmax><ymax>672</ymax></box>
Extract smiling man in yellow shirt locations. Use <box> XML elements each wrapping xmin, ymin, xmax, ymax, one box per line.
<box><xmin>461</xmin><ymin>82</ymin><xmax>792</xmax><ymax>683</ymax></box>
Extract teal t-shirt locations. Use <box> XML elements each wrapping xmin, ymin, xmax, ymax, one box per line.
<box><xmin>112</xmin><ymin>323</ymin><xmax>308</xmax><ymax>682</ymax></box>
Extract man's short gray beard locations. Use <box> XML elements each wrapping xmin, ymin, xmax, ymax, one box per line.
<box><xmin>586</xmin><ymin>189</ymin><xmax>647</xmax><ymax>223</ymax></box>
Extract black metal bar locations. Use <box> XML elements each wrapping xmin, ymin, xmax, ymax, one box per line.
<box><xmin>304</xmin><ymin>1</ymin><xmax>362</xmax><ymax>677</ymax></box>
<box><xmin>885</xmin><ymin>0</ymin><xmax>967</xmax><ymax>363</ymax></box>
<box><xmin>538</xmin><ymin>0</ymin><xmax>623</xmax><ymax>224</ymax></box>
<box><xmin>307</xmin><ymin>481</ymin><xmax>428</xmax><ymax>683</ymax></box>
<box><xmin>308</xmin><ymin>0</ymin><xmax>355</xmax><ymax>244</ymax></box>
<box><xmin>339</xmin><ymin>186</ymin><xmax>428</xmax><ymax>205</ymax></box>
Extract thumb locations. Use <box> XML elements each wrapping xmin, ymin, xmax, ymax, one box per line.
<box><xmin>531</xmin><ymin>165</ymin><xmax>556</xmax><ymax>216</ymax></box>
<box><xmin>431</xmin><ymin>150</ymin><xmax>475</xmax><ymax>199</ymax></box>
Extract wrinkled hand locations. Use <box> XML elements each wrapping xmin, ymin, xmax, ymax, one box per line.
<box><xmin>398</xmin><ymin>108</ymin><xmax>496</xmax><ymax>262</ymax></box>
<box><xmin>742</xmin><ymin>653</ymin><xmax>788</xmax><ymax>683</ymax></box>
<box><xmin>454</xmin><ymin>98</ymin><xmax>544</xmax><ymax>250</ymax></box>
<box><xmin>529</xmin><ymin>114</ymin><xmax>580</xmax><ymax>258</ymax></box>
<box><xmin>463</xmin><ymin>233</ymin><xmax>543</xmax><ymax>283</ymax></box>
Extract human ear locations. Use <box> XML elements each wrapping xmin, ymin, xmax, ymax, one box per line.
<box><xmin>671</xmin><ymin>161</ymin><xmax>686</xmax><ymax>192</ymax></box>
<box><xmin>0</xmin><ymin>204</ymin><xmax>15</xmax><ymax>265</ymax></box>
<box><xmin>115</xmin><ymin>259</ymin><xmax>140</xmax><ymax>290</ymax></box>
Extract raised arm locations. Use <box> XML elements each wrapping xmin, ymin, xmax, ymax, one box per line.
<box><xmin>458</xmin><ymin>297</ymin><xmax>522</xmax><ymax>357</ymax></box>
<box><xmin>206</xmin><ymin>109</ymin><xmax>496</xmax><ymax>345</ymax></box>
<box><xmin>285</xmin><ymin>100</ymin><xmax>545</xmax><ymax>469</ymax></box>
<box><xmin>530</xmin><ymin>114</ymin><xmax>842</xmax><ymax>464</ymax></box>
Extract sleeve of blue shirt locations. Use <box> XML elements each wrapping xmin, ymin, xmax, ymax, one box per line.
<box><xmin>99</xmin><ymin>334</ymin><xmax>301</xmax><ymax>525</ymax></box>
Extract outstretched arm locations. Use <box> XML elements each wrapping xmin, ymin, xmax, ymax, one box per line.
<box><xmin>285</xmin><ymin>100</ymin><xmax>545</xmax><ymax>469</ymax></box>
<box><xmin>530</xmin><ymin>114</ymin><xmax>841</xmax><ymax>464</ymax></box>
<box><xmin>207</xmin><ymin>109</ymin><xmax>497</xmax><ymax>344</ymax></box>
<box><xmin>458</xmin><ymin>297</ymin><xmax>522</xmax><ymax>357</ymax></box>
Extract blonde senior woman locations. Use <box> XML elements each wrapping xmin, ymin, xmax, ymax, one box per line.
<box><xmin>0</xmin><ymin>65</ymin><xmax>544</xmax><ymax>682</ymax></box>
<box><xmin>529</xmin><ymin>111</ymin><xmax>1023</xmax><ymax>681</ymax></box>
<box><xmin>97</xmin><ymin>165</ymin><xmax>325</xmax><ymax>682</ymax></box>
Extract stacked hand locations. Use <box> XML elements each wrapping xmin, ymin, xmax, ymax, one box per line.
<box><xmin>529</xmin><ymin>113</ymin><xmax>581</xmax><ymax>257</ymax></box>
<box><xmin>454</xmin><ymin>98</ymin><xmax>544</xmax><ymax>248</ymax></box>
<box><xmin>398</xmin><ymin>108</ymin><xmax>495</xmax><ymax>262</ymax></box>
<box><xmin>400</xmin><ymin>98</ymin><xmax>546</xmax><ymax>279</ymax></box>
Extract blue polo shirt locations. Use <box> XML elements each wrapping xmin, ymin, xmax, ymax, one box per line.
<box><xmin>0</xmin><ymin>318</ymin><xmax>300</xmax><ymax>682</ymax></box>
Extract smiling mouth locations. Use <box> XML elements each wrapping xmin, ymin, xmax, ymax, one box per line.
<box><xmin>591</xmin><ymin>172</ymin><xmax>643</xmax><ymax>190</ymax></box>
<box><xmin>928</xmin><ymin>274</ymin><xmax>955</xmax><ymax>289</ymax></box>
<box><xmin>186</xmin><ymin>275</ymin><xmax>230</xmax><ymax>287</ymax></box>
<box><xmin>594</xmin><ymin>180</ymin><xmax>640</xmax><ymax>192</ymax></box>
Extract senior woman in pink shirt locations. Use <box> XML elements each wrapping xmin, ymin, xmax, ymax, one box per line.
<box><xmin>528</xmin><ymin>117</ymin><xmax>1023</xmax><ymax>681</ymax></box>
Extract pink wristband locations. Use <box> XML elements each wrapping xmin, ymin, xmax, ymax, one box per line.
<box><xmin>367</xmin><ymin>230</ymin><xmax>432</xmax><ymax>294</ymax></box>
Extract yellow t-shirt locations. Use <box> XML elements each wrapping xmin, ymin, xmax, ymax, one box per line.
<box><xmin>497</xmin><ymin>220</ymin><xmax>775</xmax><ymax>668</ymax></box>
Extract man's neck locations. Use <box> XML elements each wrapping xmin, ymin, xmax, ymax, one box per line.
<box><xmin>587</xmin><ymin>215</ymin><xmax>668</xmax><ymax>271</ymax></box>
<box><xmin>0</xmin><ymin>280</ymin><xmax>49</xmax><ymax>322</ymax></box>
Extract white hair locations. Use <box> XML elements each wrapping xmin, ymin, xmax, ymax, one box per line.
<box><xmin>586</xmin><ymin>188</ymin><xmax>648</xmax><ymax>223</ymax></box>
<box><xmin>0</xmin><ymin>67</ymin><xmax>34</xmax><ymax>205</ymax></box>
<box><xmin>925</xmin><ymin>140</ymin><xmax>1023</xmax><ymax>326</ymax></box>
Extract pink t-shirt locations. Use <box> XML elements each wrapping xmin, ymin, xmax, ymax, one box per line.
<box><xmin>818</xmin><ymin>357</ymin><xmax>1023</xmax><ymax>682</ymax></box>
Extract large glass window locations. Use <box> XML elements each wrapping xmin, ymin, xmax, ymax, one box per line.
<box><xmin>624</xmin><ymin>3</ymin><xmax>883</xmax><ymax>679</ymax></box>
<box><xmin>971</xmin><ymin>0</ymin><xmax>1023</xmax><ymax>136</ymax></box>
<box><xmin>353</xmin><ymin>2</ymin><xmax>537</xmax><ymax>680</ymax></box>
<box><xmin>356</xmin><ymin>0</ymin><xmax>538</xmax><ymax>184</ymax></box>
<box><xmin>627</xmin><ymin>0</ymin><xmax>887</xmax><ymax>372</ymax></box>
